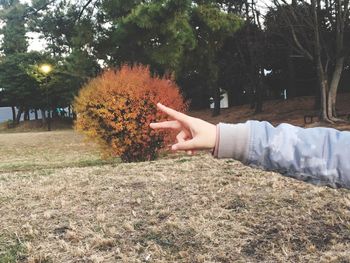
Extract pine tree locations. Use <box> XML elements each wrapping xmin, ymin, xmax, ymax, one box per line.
<box><xmin>0</xmin><ymin>0</ymin><xmax>28</xmax><ymax>54</ymax></box>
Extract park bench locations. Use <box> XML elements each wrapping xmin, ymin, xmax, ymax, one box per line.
<box><xmin>304</xmin><ymin>112</ymin><xmax>320</xmax><ymax>124</ymax></box>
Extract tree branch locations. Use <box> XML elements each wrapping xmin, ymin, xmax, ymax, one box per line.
<box><xmin>24</xmin><ymin>0</ymin><xmax>56</xmax><ymax>19</ymax></box>
<box><xmin>273</xmin><ymin>0</ymin><xmax>314</xmax><ymax>61</ymax></box>
<box><xmin>290</xmin><ymin>25</ymin><xmax>314</xmax><ymax>60</ymax></box>
<box><xmin>77</xmin><ymin>0</ymin><xmax>94</xmax><ymax>20</ymax></box>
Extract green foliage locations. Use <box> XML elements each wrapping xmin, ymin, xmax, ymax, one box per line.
<box><xmin>98</xmin><ymin>0</ymin><xmax>196</xmax><ymax>73</ymax></box>
<box><xmin>0</xmin><ymin>0</ymin><xmax>100</xmax><ymax>115</ymax></box>
<box><xmin>6</xmin><ymin>0</ymin><xmax>345</xmax><ymax>118</ymax></box>
<box><xmin>95</xmin><ymin>0</ymin><xmax>242</xmax><ymax>110</ymax></box>
<box><xmin>0</xmin><ymin>236</ymin><xmax>26</xmax><ymax>263</ymax></box>
<box><xmin>0</xmin><ymin>49</ymin><xmax>99</xmax><ymax>114</ymax></box>
<box><xmin>0</xmin><ymin>0</ymin><xmax>246</xmax><ymax>116</ymax></box>
<box><xmin>178</xmin><ymin>3</ymin><xmax>242</xmax><ymax>109</ymax></box>
<box><xmin>46</xmin><ymin>50</ymin><xmax>100</xmax><ymax>108</ymax></box>
<box><xmin>0</xmin><ymin>52</ymin><xmax>43</xmax><ymax>109</ymax></box>
<box><xmin>0</xmin><ymin>0</ymin><xmax>28</xmax><ymax>55</ymax></box>
<box><xmin>28</xmin><ymin>0</ymin><xmax>96</xmax><ymax>55</ymax></box>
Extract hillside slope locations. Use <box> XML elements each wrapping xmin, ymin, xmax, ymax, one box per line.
<box><xmin>191</xmin><ymin>93</ymin><xmax>350</xmax><ymax>130</ymax></box>
<box><xmin>0</xmin><ymin>131</ymin><xmax>349</xmax><ymax>262</ymax></box>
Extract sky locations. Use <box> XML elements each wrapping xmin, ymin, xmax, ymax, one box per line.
<box><xmin>27</xmin><ymin>32</ymin><xmax>46</xmax><ymax>52</ymax></box>
<box><xmin>18</xmin><ymin>0</ymin><xmax>45</xmax><ymax>52</ymax></box>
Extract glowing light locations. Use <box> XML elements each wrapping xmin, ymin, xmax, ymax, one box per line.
<box><xmin>39</xmin><ymin>64</ymin><xmax>52</xmax><ymax>74</ymax></box>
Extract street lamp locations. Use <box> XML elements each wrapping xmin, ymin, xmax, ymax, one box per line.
<box><xmin>40</xmin><ymin>64</ymin><xmax>52</xmax><ymax>74</ymax></box>
<box><xmin>39</xmin><ymin>64</ymin><xmax>53</xmax><ymax>131</ymax></box>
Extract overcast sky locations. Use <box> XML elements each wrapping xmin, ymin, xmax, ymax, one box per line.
<box><xmin>26</xmin><ymin>32</ymin><xmax>46</xmax><ymax>51</ymax></box>
<box><xmin>19</xmin><ymin>0</ymin><xmax>45</xmax><ymax>51</ymax></box>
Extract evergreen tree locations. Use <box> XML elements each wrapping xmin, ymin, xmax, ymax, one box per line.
<box><xmin>96</xmin><ymin>0</ymin><xmax>196</xmax><ymax>73</ymax></box>
<box><xmin>96</xmin><ymin>0</ymin><xmax>242</xmax><ymax>114</ymax></box>
<box><xmin>0</xmin><ymin>0</ymin><xmax>28</xmax><ymax>54</ymax></box>
<box><xmin>178</xmin><ymin>2</ymin><xmax>242</xmax><ymax>114</ymax></box>
<box><xmin>0</xmin><ymin>0</ymin><xmax>30</xmax><ymax>123</ymax></box>
<box><xmin>0</xmin><ymin>52</ymin><xmax>44</xmax><ymax>123</ymax></box>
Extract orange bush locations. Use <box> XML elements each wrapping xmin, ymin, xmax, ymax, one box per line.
<box><xmin>74</xmin><ymin>65</ymin><xmax>187</xmax><ymax>162</ymax></box>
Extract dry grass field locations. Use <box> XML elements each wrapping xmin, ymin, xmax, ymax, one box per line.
<box><xmin>1</xmin><ymin>129</ymin><xmax>350</xmax><ymax>263</ymax></box>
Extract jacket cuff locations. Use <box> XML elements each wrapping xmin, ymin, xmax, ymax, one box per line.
<box><xmin>213</xmin><ymin>122</ymin><xmax>250</xmax><ymax>162</ymax></box>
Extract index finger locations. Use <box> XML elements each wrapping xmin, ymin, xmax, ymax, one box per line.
<box><xmin>150</xmin><ymin>120</ymin><xmax>182</xmax><ymax>130</ymax></box>
<box><xmin>157</xmin><ymin>103</ymin><xmax>190</xmax><ymax>124</ymax></box>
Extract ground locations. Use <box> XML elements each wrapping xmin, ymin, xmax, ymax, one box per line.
<box><xmin>1</xmin><ymin>95</ymin><xmax>350</xmax><ymax>263</ymax></box>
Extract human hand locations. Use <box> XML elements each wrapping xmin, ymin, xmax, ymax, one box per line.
<box><xmin>150</xmin><ymin>103</ymin><xmax>217</xmax><ymax>154</ymax></box>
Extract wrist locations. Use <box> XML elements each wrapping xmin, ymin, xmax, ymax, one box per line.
<box><xmin>212</xmin><ymin>124</ymin><xmax>220</xmax><ymax>157</ymax></box>
<box><xmin>214</xmin><ymin>122</ymin><xmax>250</xmax><ymax>161</ymax></box>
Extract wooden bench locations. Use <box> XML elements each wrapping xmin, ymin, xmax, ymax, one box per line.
<box><xmin>304</xmin><ymin>113</ymin><xmax>320</xmax><ymax>124</ymax></box>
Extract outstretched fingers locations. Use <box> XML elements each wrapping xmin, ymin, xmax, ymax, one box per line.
<box><xmin>150</xmin><ymin>120</ymin><xmax>182</xmax><ymax>130</ymax></box>
<box><xmin>156</xmin><ymin>103</ymin><xmax>190</xmax><ymax>124</ymax></box>
<box><xmin>150</xmin><ymin>103</ymin><xmax>197</xmax><ymax>154</ymax></box>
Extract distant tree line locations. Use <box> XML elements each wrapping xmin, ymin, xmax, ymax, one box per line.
<box><xmin>0</xmin><ymin>0</ymin><xmax>349</xmax><ymax>123</ymax></box>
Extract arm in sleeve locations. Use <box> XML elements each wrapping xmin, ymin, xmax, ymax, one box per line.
<box><xmin>214</xmin><ymin>121</ymin><xmax>350</xmax><ymax>189</ymax></box>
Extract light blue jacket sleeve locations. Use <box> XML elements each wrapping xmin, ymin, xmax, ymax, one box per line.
<box><xmin>216</xmin><ymin>121</ymin><xmax>350</xmax><ymax>189</ymax></box>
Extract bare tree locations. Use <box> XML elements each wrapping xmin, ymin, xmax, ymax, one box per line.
<box><xmin>272</xmin><ymin>0</ymin><xmax>350</xmax><ymax>122</ymax></box>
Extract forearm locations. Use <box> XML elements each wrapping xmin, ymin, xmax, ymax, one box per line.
<box><xmin>214</xmin><ymin>121</ymin><xmax>350</xmax><ymax>189</ymax></box>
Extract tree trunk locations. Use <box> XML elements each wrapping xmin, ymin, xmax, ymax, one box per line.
<box><xmin>314</xmin><ymin>51</ymin><xmax>330</xmax><ymax>121</ymax></box>
<box><xmin>41</xmin><ymin>109</ymin><xmax>47</xmax><ymax>124</ymax></box>
<box><xmin>328</xmin><ymin>57</ymin><xmax>344</xmax><ymax>118</ymax></box>
<box><xmin>24</xmin><ymin>109</ymin><xmax>30</xmax><ymax>121</ymax></box>
<box><xmin>312</xmin><ymin>0</ymin><xmax>331</xmax><ymax>122</ymax></box>
<box><xmin>320</xmin><ymin>79</ymin><xmax>329</xmax><ymax>121</ymax></box>
<box><xmin>16</xmin><ymin>107</ymin><xmax>23</xmax><ymax>124</ymax></box>
<box><xmin>34</xmin><ymin>110</ymin><xmax>38</xmax><ymax>120</ymax></box>
<box><xmin>11</xmin><ymin>106</ymin><xmax>16</xmax><ymax>124</ymax></box>
<box><xmin>315</xmin><ymin>63</ymin><xmax>330</xmax><ymax>121</ymax></box>
<box><xmin>47</xmin><ymin>109</ymin><xmax>51</xmax><ymax>131</ymax></box>
<box><xmin>314</xmin><ymin>57</ymin><xmax>330</xmax><ymax>121</ymax></box>
<box><xmin>212</xmin><ymin>85</ymin><xmax>221</xmax><ymax>117</ymax></box>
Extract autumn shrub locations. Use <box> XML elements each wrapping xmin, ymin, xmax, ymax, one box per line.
<box><xmin>74</xmin><ymin>65</ymin><xmax>187</xmax><ymax>162</ymax></box>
